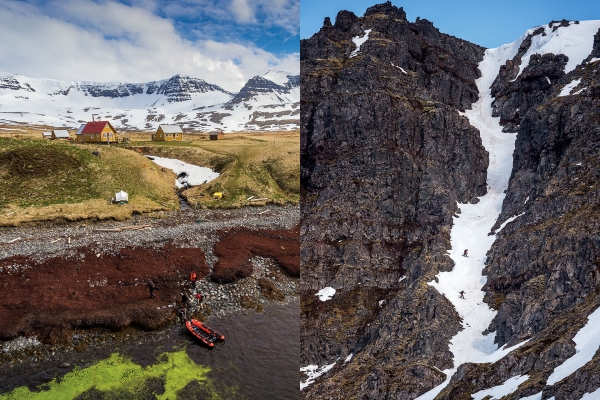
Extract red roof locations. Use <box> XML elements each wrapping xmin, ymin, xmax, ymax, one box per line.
<box><xmin>81</xmin><ymin>121</ymin><xmax>114</xmax><ymax>134</ymax></box>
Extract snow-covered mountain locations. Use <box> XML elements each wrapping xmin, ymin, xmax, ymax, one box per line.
<box><xmin>0</xmin><ymin>70</ymin><xmax>299</xmax><ymax>131</ymax></box>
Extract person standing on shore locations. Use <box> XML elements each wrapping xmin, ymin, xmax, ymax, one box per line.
<box><xmin>147</xmin><ymin>279</ymin><xmax>158</xmax><ymax>299</ymax></box>
<box><xmin>190</xmin><ymin>271</ymin><xmax>197</xmax><ymax>289</ymax></box>
<box><xmin>177</xmin><ymin>307</ymin><xmax>187</xmax><ymax>323</ymax></box>
<box><xmin>181</xmin><ymin>292</ymin><xmax>189</xmax><ymax>306</ymax></box>
<box><xmin>195</xmin><ymin>292</ymin><xmax>203</xmax><ymax>309</ymax></box>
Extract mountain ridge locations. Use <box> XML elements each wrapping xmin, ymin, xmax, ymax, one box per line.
<box><xmin>0</xmin><ymin>70</ymin><xmax>299</xmax><ymax>132</ymax></box>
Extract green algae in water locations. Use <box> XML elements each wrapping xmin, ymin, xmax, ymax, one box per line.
<box><xmin>1</xmin><ymin>350</ymin><xmax>233</xmax><ymax>400</ymax></box>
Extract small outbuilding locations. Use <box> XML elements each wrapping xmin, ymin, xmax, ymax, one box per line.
<box><xmin>77</xmin><ymin>121</ymin><xmax>118</xmax><ymax>143</ymax></box>
<box><xmin>42</xmin><ymin>131</ymin><xmax>52</xmax><ymax>139</ymax></box>
<box><xmin>152</xmin><ymin>124</ymin><xmax>183</xmax><ymax>141</ymax></box>
<box><xmin>51</xmin><ymin>130</ymin><xmax>71</xmax><ymax>140</ymax></box>
<box><xmin>209</xmin><ymin>130</ymin><xmax>224</xmax><ymax>140</ymax></box>
<box><xmin>111</xmin><ymin>190</ymin><xmax>129</xmax><ymax>204</ymax></box>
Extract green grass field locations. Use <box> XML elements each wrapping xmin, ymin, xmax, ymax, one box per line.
<box><xmin>126</xmin><ymin>131</ymin><xmax>300</xmax><ymax>209</ymax></box>
<box><xmin>0</xmin><ymin>128</ymin><xmax>299</xmax><ymax>224</ymax></box>
<box><xmin>0</xmin><ymin>138</ymin><xmax>178</xmax><ymax>226</ymax></box>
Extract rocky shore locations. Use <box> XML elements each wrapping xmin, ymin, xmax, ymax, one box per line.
<box><xmin>0</xmin><ymin>205</ymin><xmax>299</xmax><ymax>361</ymax></box>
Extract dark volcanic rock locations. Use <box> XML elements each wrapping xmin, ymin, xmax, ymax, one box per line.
<box><xmin>300</xmin><ymin>3</ymin><xmax>486</xmax><ymax>398</ymax></box>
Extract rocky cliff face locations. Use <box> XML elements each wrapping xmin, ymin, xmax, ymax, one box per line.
<box><xmin>301</xmin><ymin>2</ymin><xmax>487</xmax><ymax>398</ymax></box>
<box><xmin>301</xmin><ymin>4</ymin><xmax>600</xmax><ymax>399</ymax></box>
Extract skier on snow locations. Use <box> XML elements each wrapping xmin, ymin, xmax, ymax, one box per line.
<box><xmin>459</xmin><ymin>290</ymin><xmax>465</xmax><ymax>299</ymax></box>
<box><xmin>462</xmin><ymin>249</ymin><xmax>468</xmax><ymax>257</ymax></box>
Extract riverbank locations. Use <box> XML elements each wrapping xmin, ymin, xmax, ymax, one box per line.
<box><xmin>0</xmin><ymin>205</ymin><xmax>298</xmax><ymax>356</ymax></box>
<box><xmin>0</xmin><ymin>299</ymin><xmax>300</xmax><ymax>399</ymax></box>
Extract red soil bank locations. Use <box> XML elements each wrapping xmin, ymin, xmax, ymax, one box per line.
<box><xmin>0</xmin><ymin>244</ymin><xmax>207</xmax><ymax>343</ymax></box>
<box><xmin>211</xmin><ymin>226</ymin><xmax>300</xmax><ymax>283</ymax></box>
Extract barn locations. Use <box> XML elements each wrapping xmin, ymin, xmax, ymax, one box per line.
<box><xmin>152</xmin><ymin>125</ymin><xmax>183</xmax><ymax>141</ymax></box>
<box><xmin>76</xmin><ymin>121</ymin><xmax>118</xmax><ymax>143</ymax></box>
<box><xmin>209</xmin><ymin>130</ymin><xmax>225</xmax><ymax>140</ymax></box>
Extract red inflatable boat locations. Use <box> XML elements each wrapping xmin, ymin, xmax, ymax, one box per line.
<box><xmin>185</xmin><ymin>319</ymin><xmax>225</xmax><ymax>347</ymax></box>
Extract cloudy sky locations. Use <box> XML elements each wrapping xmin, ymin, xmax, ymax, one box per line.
<box><xmin>0</xmin><ymin>0</ymin><xmax>299</xmax><ymax>91</ymax></box>
<box><xmin>301</xmin><ymin>0</ymin><xmax>600</xmax><ymax>48</ymax></box>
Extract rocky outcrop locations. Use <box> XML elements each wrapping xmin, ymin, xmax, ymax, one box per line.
<box><xmin>302</xmin><ymin>4</ymin><xmax>600</xmax><ymax>398</ymax></box>
<box><xmin>300</xmin><ymin>2</ymin><xmax>487</xmax><ymax>398</ymax></box>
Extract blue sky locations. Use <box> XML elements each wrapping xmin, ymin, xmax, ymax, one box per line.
<box><xmin>301</xmin><ymin>0</ymin><xmax>600</xmax><ymax>48</ymax></box>
<box><xmin>0</xmin><ymin>0</ymin><xmax>299</xmax><ymax>91</ymax></box>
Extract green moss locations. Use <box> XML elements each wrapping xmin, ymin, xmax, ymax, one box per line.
<box><xmin>0</xmin><ymin>350</ymin><xmax>233</xmax><ymax>400</ymax></box>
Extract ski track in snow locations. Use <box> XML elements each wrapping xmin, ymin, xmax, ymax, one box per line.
<box><xmin>416</xmin><ymin>33</ymin><xmax>521</xmax><ymax>400</ymax></box>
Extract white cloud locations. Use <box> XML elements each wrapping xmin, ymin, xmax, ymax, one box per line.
<box><xmin>0</xmin><ymin>0</ymin><xmax>298</xmax><ymax>91</ymax></box>
<box><xmin>230</xmin><ymin>0</ymin><xmax>256</xmax><ymax>23</ymax></box>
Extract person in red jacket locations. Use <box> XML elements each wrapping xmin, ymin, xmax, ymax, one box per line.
<box><xmin>190</xmin><ymin>271</ymin><xmax>197</xmax><ymax>289</ymax></box>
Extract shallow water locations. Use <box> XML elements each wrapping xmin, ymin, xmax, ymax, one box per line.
<box><xmin>0</xmin><ymin>299</ymin><xmax>299</xmax><ymax>399</ymax></box>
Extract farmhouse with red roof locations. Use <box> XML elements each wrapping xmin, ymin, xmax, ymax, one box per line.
<box><xmin>75</xmin><ymin>120</ymin><xmax>118</xmax><ymax>143</ymax></box>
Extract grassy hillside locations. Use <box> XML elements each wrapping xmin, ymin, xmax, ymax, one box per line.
<box><xmin>0</xmin><ymin>138</ymin><xmax>178</xmax><ymax>226</ymax></box>
<box><xmin>128</xmin><ymin>131</ymin><xmax>300</xmax><ymax>209</ymax></box>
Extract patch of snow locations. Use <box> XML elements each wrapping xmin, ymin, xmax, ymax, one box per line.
<box><xmin>558</xmin><ymin>78</ymin><xmax>582</xmax><ymax>96</ymax></box>
<box><xmin>398</xmin><ymin>276</ymin><xmax>406</xmax><ymax>283</ymax></box>
<box><xmin>494</xmin><ymin>212</ymin><xmax>525</xmax><ymax>234</ymax></box>
<box><xmin>417</xmin><ymin>32</ymin><xmax>520</xmax><ymax>400</ymax></box>
<box><xmin>471</xmin><ymin>375</ymin><xmax>529</xmax><ymax>400</ymax></box>
<box><xmin>581</xmin><ymin>387</ymin><xmax>600</xmax><ymax>399</ymax></box>
<box><xmin>344</xmin><ymin>353</ymin><xmax>353</xmax><ymax>363</ymax></box>
<box><xmin>586</xmin><ymin>57</ymin><xmax>600</xmax><ymax>63</ymax></box>
<box><xmin>316</xmin><ymin>287</ymin><xmax>336</xmax><ymax>301</ymax></box>
<box><xmin>576</xmin><ymin>162</ymin><xmax>582</xmax><ymax>166</ymax></box>
<box><xmin>572</xmin><ymin>86</ymin><xmax>587</xmax><ymax>95</ymax></box>
<box><xmin>263</xmin><ymin>70</ymin><xmax>292</xmax><ymax>86</ymax></box>
<box><xmin>515</xmin><ymin>20</ymin><xmax>600</xmax><ymax>79</ymax></box>
<box><xmin>545</xmin><ymin>76</ymin><xmax>551</xmax><ymax>84</ymax></box>
<box><xmin>547</xmin><ymin>306</ymin><xmax>600</xmax><ymax>385</ymax></box>
<box><xmin>524</xmin><ymin>196</ymin><xmax>530</xmax><ymax>204</ymax></box>
<box><xmin>391</xmin><ymin>63</ymin><xmax>407</xmax><ymax>74</ymax></box>
<box><xmin>350</xmin><ymin>29</ymin><xmax>372</xmax><ymax>58</ymax></box>
<box><xmin>148</xmin><ymin>156</ymin><xmax>219</xmax><ymax>189</ymax></box>
<box><xmin>300</xmin><ymin>359</ymin><xmax>338</xmax><ymax>390</ymax></box>
<box><xmin>379</xmin><ymin>300</ymin><xmax>385</xmax><ymax>307</ymax></box>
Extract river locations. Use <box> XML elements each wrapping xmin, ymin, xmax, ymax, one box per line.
<box><xmin>0</xmin><ymin>299</ymin><xmax>299</xmax><ymax>399</ymax></box>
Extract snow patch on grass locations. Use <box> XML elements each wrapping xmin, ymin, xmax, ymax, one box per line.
<box><xmin>148</xmin><ymin>156</ymin><xmax>219</xmax><ymax>189</ymax></box>
<box><xmin>300</xmin><ymin>359</ymin><xmax>338</xmax><ymax>390</ymax></box>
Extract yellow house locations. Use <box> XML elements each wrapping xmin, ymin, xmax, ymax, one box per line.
<box><xmin>152</xmin><ymin>124</ymin><xmax>183</xmax><ymax>141</ymax></box>
<box><xmin>76</xmin><ymin>121</ymin><xmax>118</xmax><ymax>143</ymax></box>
